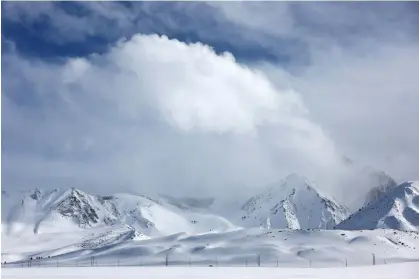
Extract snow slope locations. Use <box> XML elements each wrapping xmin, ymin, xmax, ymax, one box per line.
<box><xmin>239</xmin><ymin>174</ymin><xmax>349</xmax><ymax>229</ymax></box>
<box><xmin>1</xmin><ymin>227</ymin><xmax>418</xmax><ymax>267</ymax></box>
<box><xmin>336</xmin><ymin>181</ymin><xmax>419</xmax><ymax>231</ymax></box>
<box><xmin>1</xmin><ymin>188</ymin><xmax>125</xmax><ymax>235</ymax></box>
<box><xmin>1</xmin><ymin>188</ymin><xmax>237</xmax><ymax>237</ymax></box>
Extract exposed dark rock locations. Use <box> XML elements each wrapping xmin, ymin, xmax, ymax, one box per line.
<box><xmin>30</xmin><ymin>189</ymin><xmax>42</xmax><ymax>200</ymax></box>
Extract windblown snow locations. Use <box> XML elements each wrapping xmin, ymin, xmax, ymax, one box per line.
<box><xmin>336</xmin><ymin>181</ymin><xmax>419</xmax><ymax>231</ymax></box>
<box><xmin>360</xmin><ymin>168</ymin><xmax>398</xmax><ymax>208</ymax></box>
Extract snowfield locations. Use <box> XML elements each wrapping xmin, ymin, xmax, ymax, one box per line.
<box><xmin>2</xmin><ymin>228</ymin><xmax>419</xmax><ymax>268</ymax></box>
<box><xmin>2</xmin><ymin>263</ymin><xmax>419</xmax><ymax>279</ymax></box>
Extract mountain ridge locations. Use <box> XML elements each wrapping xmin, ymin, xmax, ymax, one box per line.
<box><xmin>2</xmin><ymin>176</ymin><xmax>418</xmax><ymax>236</ymax></box>
<box><xmin>239</xmin><ymin>174</ymin><xmax>349</xmax><ymax>229</ymax></box>
<box><xmin>1</xmin><ymin>187</ymin><xmax>236</xmax><ymax>237</ymax></box>
<box><xmin>336</xmin><ymin>181</ymin><xmax>419</xmax><ymax>231</ymax></box>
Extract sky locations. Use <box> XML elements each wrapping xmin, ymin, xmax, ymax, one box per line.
<box><xmin>1</xmin><ymin>2</ymin><xmax>419</xmax><ymax>207</ymax></box>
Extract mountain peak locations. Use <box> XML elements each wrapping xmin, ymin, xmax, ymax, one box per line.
<box><xmin>54</xmin><ymin>188</ymin><xmax>121</xmax><ymax>229</ymax></box>
<box><xmin>283</xmin><ymin>173</ymin><xmax>309</xmax><ymax>186</ymax></box>
<box><xmin>240</xmin><ymin>175</ymin><xmax>349</xmax><ymax>229</ymax></box>
<box><xmin>336</xmin><ymin>181</ymin><xmax>419</xmax><ymax>231</ymax></box>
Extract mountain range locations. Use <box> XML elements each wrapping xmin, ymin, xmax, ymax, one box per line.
<box><xmin>1</xmin><ymin>187</ymin><xmax>236</xmax><ymax>237</ymax></box>
<box><xmin>2</xmin><ymin>173</ymin><xmax>419</xmax><ymax>267</ymax></box>
<box><xmin>2</xmin><ymin>175</ymin><xmax>418</xmax><ymax>237</ymax></box>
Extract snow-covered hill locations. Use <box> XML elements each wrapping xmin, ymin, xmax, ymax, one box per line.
<box><xmin>1</xmin><ymin>188</ymin><xmax>236</xmax><ymax>237</ymax></box>
<box><xmin>2</xmin><ymin>226</ymin><xmax>418</xmax><ymax>267</ymax></box>
<box><xmin>239</xmin><ymin>174</ymin><xmax>349</xmax><ymax>229</ymax></box>
<box><xmin>336</xmin><ymin>181</ymin><xmax>419</xmax><ymax>231</ymax></box>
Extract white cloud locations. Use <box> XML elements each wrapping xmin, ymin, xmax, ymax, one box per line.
<box><xmin>299</xmin><ymin>44</ymin><xmax>419</xmax><ymax>181</ymax></box>
<box><xmin>210</xmin><ymin>2</ymin><xmax>294</xmax><ymax>36</ymax></box>
<box><xmin>3</xmin><ymin>2</ymin><xmax>419</xmax><ymax>208</ymax></box>
<box><xmin>256</xmin><ymin>40</ymin><xmax>419</xmax><ymax>208</ymax></box>
<box><xmin>2</xmin><ymin>34</ymin><xmax>340</xmax><ymax>200</ymax></box>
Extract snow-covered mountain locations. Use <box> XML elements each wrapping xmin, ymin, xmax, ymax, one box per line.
<box><xmin>336</xmin><ymin>157</ymin><xmax>399</xmax><ymax>211</ymax></box>
<box><xmin>239</xmin><ymin>174</ymin><xmax>349</xmax><ymax>229</ymax></box>
<box><xmin>336</xmin><ymin>181</ymin><xmax>419</xmax><ymax>231</ymax></box>
<box><xmin>1</xmin><ymin>176</ymin><xmax>352</xmax><ymax>236</ymax></box>
<box><xmin>361</xmin><ymin>168</ymin><xmax>398</xmax><ymax>207</ymax></box>
<box><xmin>2</xmin><ymin>180</ymin><xmax>419</xmax><ymax>268</ymax></box>
<box><xmin>1</xmin><ymin>188</ymin><xmax>236</xmax><ymax>237</ymax></box>
<box><xmin>2</xmin><ymin>188</ymin><xmax>115</xmax><ymax>235</ymax></box>
<box><xmin>1</xmin><ymin>173</ymin><xmax>410</xmax><ymax>237</ymax></box>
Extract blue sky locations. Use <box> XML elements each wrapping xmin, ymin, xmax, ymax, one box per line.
<box><xmin>1</xmin><ymin>2</ymin><xmax>305</xmax><ymax>64</ymax></box>
<box><xmin>2</xmin><ymin>2</ymin><xmax>419</xmax><ymax>207</ymax></box>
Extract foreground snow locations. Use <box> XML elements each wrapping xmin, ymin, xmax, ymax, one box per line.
<box><xmin>2</xmin><ymin>228</ymin><xmax>418</xmax><ymax>268</ymax></box>
<box><xmin>2</xmin><ymin>262</ymin><xmax>419</xmax><ymax>279</ymax></box>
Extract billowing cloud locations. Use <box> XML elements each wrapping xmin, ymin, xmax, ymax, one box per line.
<box><xmin>2</xmin><ymin>34</ymin><xmax>340</xmax><ymax>201</ymax></box>
<box><xmin>2</xmin><ymin>2</ymin><xmax>419</xmax><ymax>210</ymax></box>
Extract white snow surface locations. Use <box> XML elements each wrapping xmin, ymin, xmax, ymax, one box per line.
<box><xmin>336</xmin><ymin>181</ymin><xmax>419</xmax><ymax>231</ymax></box>
<box><xmin>2</xmin><ymin>263</ymin><xmax>419</xmax><ymax>279</ymax></box>
<box><xmin>2</xmin><ymin>226</ymin><xmax>418</xmax><ymax>267</ymax></box>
